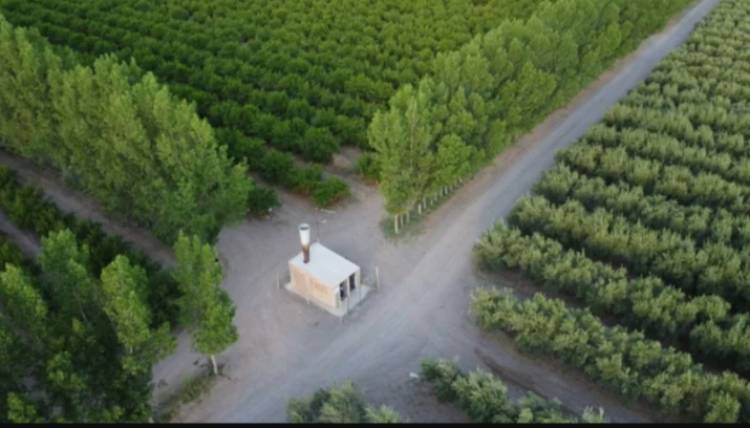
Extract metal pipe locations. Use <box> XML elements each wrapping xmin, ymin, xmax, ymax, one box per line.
<box><xmin>299</xmin><ymin>223</ymin><xmax>311</xmax><ymax>263</ymax></box>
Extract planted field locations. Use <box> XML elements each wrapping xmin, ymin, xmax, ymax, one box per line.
<box><xmin>0</xmin><ymin>0</ymin><xmax>549</xmax><ymax>202</ymax></box>
<box><xmin>474</xmin><ymin>0</ymin><xmax>750</xmax><ymax>423</ymax></box>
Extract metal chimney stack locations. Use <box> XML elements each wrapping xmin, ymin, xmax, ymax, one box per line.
<box><xmin>299</xmin><ymin>223</ymin><xmax>311</xmax><ymax>263</ymax></box>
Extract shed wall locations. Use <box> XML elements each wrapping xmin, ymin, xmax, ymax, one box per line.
<box><xmin>289</xmin><ymin>262</ymin><xmax>338</xmax><ymax>310</ymax></box>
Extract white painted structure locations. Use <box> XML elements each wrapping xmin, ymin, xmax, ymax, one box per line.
<box><xmin>286</xmin><ymin>225</ymin><xmax>369</xmax><ymax>316</ymax></box>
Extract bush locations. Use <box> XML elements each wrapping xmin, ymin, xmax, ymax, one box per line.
<box><xmin>356</xmin><ymin>153</ymin><xmax>380</xmax><ymax>183</ymax></box>
<box><xmin>302</xmin><ymin>126</ymin><xmax>339</xmax><ymax>163</ymax></box>
<box><xmin>288</xmin><ymin>164</ymin><xmax>323</xmax><ymax>195</ymax></box>
<box><xmin>258</xmin><ymin>149</ymin><xmax>295</xmax><ymax>184</ymax></box>
<box><xmin>287</xmin><ymin>381</ymin><xmax>399</xmax><ymax>423</ymax></box>
<box><xmin>421</xmin><ymin>358</ymin><xmax>599</xmax><ymax>423</ymax></box>
<box><xmin>247</xmin><ymin>186</ymin><xmax>280</xmax><ymax>216</ymax></box>
<box><xmin>313</xmin><ymin>178</ymin><xmax>351</xmax><ymax>207</ymax></box>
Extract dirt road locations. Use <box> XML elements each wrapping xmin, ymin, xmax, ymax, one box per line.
<box><xmin>0</xmin><ymin>0</ymin><xmax>719</xmax><ymax>422</ymax></box>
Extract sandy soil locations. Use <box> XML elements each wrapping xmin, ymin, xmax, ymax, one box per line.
<box><xmin>0</xmin><ymin>0</ymin><xmax>718</xmax><ymax>422</ymax></box>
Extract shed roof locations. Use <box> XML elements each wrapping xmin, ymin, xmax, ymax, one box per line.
<box><xmin>289</xmin><ymin>242</ymin><xmax>359</xmax><ymax>288</ymax></box>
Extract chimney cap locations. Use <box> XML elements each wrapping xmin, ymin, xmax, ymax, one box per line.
<box><xmin>299</xmin><ymin>223</ymin><xmax>311</xmax><ymax>255</ymax></box>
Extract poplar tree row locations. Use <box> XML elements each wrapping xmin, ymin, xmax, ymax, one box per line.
<box><xmin>0</xmin><ymin>229</ymin><xmax>237</xmax><ymax>422</ymax></box>
<box><xmin>0</xmin><ymin>15</ymin><xmax>250</xmax><ymax>243</ymax></box>
<box><xmin>370</xmin><ymin>0</ymin><xmax>692</xmax><ymax>231</ymax></box>
<box><xmin>0</xmin><ymin>0</ymin><xmax>549</xmax><ymax>162</ymax></box>
<box><xmin>0</xmin><ymin>165</ymin><xmax>179</xmax><ymax>324</ymax></box>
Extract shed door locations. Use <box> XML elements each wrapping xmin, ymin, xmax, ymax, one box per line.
<box><xmin>349</xmin><ymin>273</ymin><xmax>356</xmax><ymax>291</ymax></box>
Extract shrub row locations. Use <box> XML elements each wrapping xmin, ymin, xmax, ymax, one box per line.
<box><xmin>472</xmin><ymin>288</ymin><xmax>750</xmax><ymax>423</ymax></box>
<box><xmin>476</xmin><ymin>223</ymin><xmax>750</xmax><ymax>375</ymax></box>
<box><xmin>510</xmin><ymin>196</ymin><xmax>750</xmax><ymax>310</ymax></box>
<box><xmin>535</xmin><ymin>164</ymin><xmax>750</xmax><ymax>250</ymax></box>
<box><xmin>420</xmin><ymin>358</ymin><xmax>605</xmax><ymax>423</ymax></box>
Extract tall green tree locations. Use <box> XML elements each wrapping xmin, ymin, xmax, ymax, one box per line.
<box><xmin>37</xmin><ymin>229</ymin><xmax>96</xmax><ymax>324</ymax></box>
<box><xmin>369</xmin><ymin>82</ymin><xmax>435</xmax><ymax>232</ymax></box>
<box><xmin>0</xmin><ymin>18</ymin><xmax>60</xmax><ymax>160</ymax></box>
<box><xmin>173</xmin><ymin>232</ymin><xmax>238</xmax><ymax>375</ymax></box>
<box><xmin>0</xmin><ymin>265</ymin><xmax>48</xmax><ymax>343</ymax></box>
<box><xmin>100</xmin><ymin>255</ymin><xmax>175</xmax><ymax>376</ymax></box>
<box><xmin>5</xmin><ymin>392</ymin><xmax>42</xmax><ymax>423</ymax></box>
<box><xmin>0</xmin><ymin>321</ymin><xmax>24</xmax><ymax>415</ymax></box>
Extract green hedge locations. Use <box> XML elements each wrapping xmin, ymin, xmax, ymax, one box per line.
<box><xmin>287</xmin><ymin>381</ymin><xmax>400</xmax><ymax>423</ymax></box>
<box><xmin>476</xmin><ymin>222</ymin><xmax>750</xmax><ymax>376</ymax></box>
<box><xmin>472</xmin><ymin>289</ymin><xmax>750</xmax><ymax>423</ymax></box>
<box><xmin>420</xmin><ymin>358</ymin><xmax>605</xmax><ymax>423</ymax></box>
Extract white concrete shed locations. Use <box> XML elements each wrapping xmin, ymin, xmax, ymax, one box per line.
<box><xmin>286</xmin><ymin>233</ymin><xmax>368</xmax><ymax>317</ymax></box>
